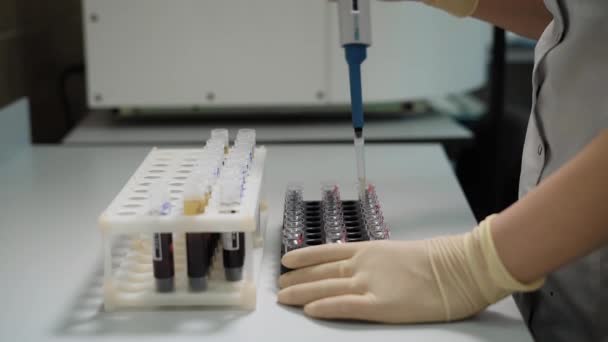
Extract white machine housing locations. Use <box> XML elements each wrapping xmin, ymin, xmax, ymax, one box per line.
<box><xmin>83</xmin><ymin>0</ymin><xmax>491</xmax><ymax>110</ymax></box>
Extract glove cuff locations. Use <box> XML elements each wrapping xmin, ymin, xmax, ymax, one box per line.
<box><xmin>423</xmin><ymin>0</ymin><xmax>479</xmax><ymax>17</ymax></box>
<box><xmin>426</xmin><ymin>215</ymin><xmax>545</xmax><ymax>321</ymax></box>
<box><xmin>475</xmin><ymin>215</ymin><xmax>545</xmax><ymax>293</ymax></box>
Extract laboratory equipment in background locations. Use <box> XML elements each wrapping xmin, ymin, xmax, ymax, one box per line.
<box><xmin>281</xmin><ymin>182</ymin><xmax>389</xmax><ymax>274</ymax></box>
<box><xmin>83</xmin><ymin>0</ymin><xmax>491</xmax><ymax>112</ymax></box>
<box><xmin>98</xmin><ymin>129</ymin><xmax>267</xmax><ymax>311</ymax></box>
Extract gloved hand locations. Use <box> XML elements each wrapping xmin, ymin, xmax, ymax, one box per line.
<box><xmin>422</xmin><ymin>0</ymin><xmax>479</xmax><ymax>17</ymax></box>
<box><xmin>365</xmin><ymin>0</ymin><xmax>480</xmax><ymax>18</ymax></box>
<box><xmin>278</xmin><ymin>215</ymin><xmax>544</xmax><ymax>323</ymax></box>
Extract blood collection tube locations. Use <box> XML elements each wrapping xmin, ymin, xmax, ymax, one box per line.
<box><xmin>321</xmin><ymin>183</ymin><xmax>346</xmax><ymax>243</ymax></box>
<box><xmin>211</xmin><ymin>128</ymin><xmax>230</xmax><ymax>154</ymax></box>
<box><xmin>236</xmin><ymin>129</ymin><xmax>256</xmax><ymax>144</ymax></box>
<box><xmin>283</xmin><ymin>184</ymin><xmax>305</xmax><ymax>252</ymax></box>
<box><xmin>235</xmin><ymin>129</ymin><xmax>256</xmax><ymax>159</ymax></box>
<box><xmin>206</xmin><ymin>139</ymin><xmax>226</xmax><ymax>163</ymax></box>
<box><xmin>222</xmin><ymin>232</ymin><xmax>245</xmax><ymax>281</ymax></box>
<box><xmin>153</xmin><ymin>233</ymin><xmax>174</xmax><ymax>292</ymax></box>
<box><xmin>183</xmin><ymin>178</ymin><xmax>211</xmax><ymax>291</ymax></box>
<box><xmin>185</xmin><ymin>233</ymin><xmax>212</xmax><ymax>291</ymax></box>
<box><xmin>149</xmin><ymin>182</ymin><xmax>174</xmax><ymax>293</ymax></box>
<box><xmin>360</xmin><ymin>183</ymin><xmax>390</xmax><ymax>240</ymax></box>
<box><xmin>219</xmin><ymin>180</ymin><xmax>246</xmax><ymax>281</ymax></box>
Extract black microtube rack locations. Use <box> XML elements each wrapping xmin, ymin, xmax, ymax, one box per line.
<box><xmin>280</xmin><ymin>184</ymin><xmax>389</xmax><ymax>274</ymax></box>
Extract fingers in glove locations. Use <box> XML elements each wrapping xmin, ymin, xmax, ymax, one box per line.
<box><xmin>279</xmin><ymin>259</ymin><xmax>353</xmax><ymax>289</ymax></box>
<box><xmin>304</xmin><ymin>294</ymin><xmax>376</xmax><ymax>321</ymax></box>
<box><xmin>282</xmin><ymin>242</ymin><xmax>363</xmax><ymax>269</ymax></box>
<box><xmin>278</xmin><ymin>278</ymin><xmax>366</xmax><ymax>306</ymax></box>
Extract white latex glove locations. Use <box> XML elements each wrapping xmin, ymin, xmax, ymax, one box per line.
<box><xmin>422</xmin><ymin>0</ymin><xmax>479</xmax><ymax>17</ymax></box>
<box><xmin>352</xmin><ymin>0</ymin><xmax>480</xmax><ymax>18</ymax></box>
<box><xmin>278</xmin><ymin>216</ymin><xmax>544</xmax><ymax>323</ymax></box>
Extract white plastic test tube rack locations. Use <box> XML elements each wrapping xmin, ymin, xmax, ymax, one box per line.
<box><xmin>98</xmin><ymin>145</ymin><xmax>267</xmax><ymax>311</ymax></box>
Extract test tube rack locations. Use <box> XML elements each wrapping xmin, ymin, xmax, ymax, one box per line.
<box><xmin>98</xmin><ymin>146</ymin><xmax>267</xmax><ymax>311</ymax></box>
<box><xmin>280</xmin><ymin>184</ymin><xmax>390</xmax><ymax>274</ymax></box>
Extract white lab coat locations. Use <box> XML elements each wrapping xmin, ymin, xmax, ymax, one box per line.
<box><xmin>516</xmin><ymin>0</ymin><xmax>607</xmax><ymax>341</ymax></box>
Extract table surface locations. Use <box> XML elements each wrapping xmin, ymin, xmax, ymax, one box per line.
<box><xmin>63</xmin><ymin>111</ymin><xmax>472</xmax><ymax>145</ymax></box>
<box><xmin>0</xmin><ymin>144</ymin><xmax>531</xmax><ymax>342</ymax></box>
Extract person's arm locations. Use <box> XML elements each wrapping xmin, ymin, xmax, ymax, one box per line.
<box><xmin>472</xmin><ymin>0</ymin><xmax>553</xmax><ymax>40</ymax></box>
<box><xmin>343</xmin><ymin>0</ymin><xmax>552</xmax><ymax>40</ymax></box>
<box><xmin>493</xmin><ymin>130</ymin><xmax>608</xmax><ymax>283</ymax></box>
<box><xmin>421</xmin><ymin>0</ymin><xmax>552</xmax><ymax>39</ymax></box>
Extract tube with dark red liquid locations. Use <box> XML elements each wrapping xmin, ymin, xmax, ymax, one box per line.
<box><xmin>149</xmin><ymin>182</ymin><xmax>174</xmax><ymax>292</ymax></box>
<box><xmin>222</xmin><ymin>232</ymin><xmax>245</xmax><ymax>281</ymax></box>
<box><xmin>153</xmin><ymin>232</ymin><xmax>174</xmax><ymax>292</ymax></box>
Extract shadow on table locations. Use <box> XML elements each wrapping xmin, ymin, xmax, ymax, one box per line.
<box><xmin>53</xmin><ymin>264</ymin><xmax>250</xmax><ymax>337</ymax></box>
<box><xmin>307</xmin><ymin>310</ymin><xmax>527</xmax><ymax>341</ymax></box>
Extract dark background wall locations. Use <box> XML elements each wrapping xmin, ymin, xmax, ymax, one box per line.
<box><xmin>1</xmin><ymin>0</ymin><xmax>86</xmax><ymax>143</ymax></box>
<box><xmin>0</xmin><ymin>0</ymin><xmax>25</xmax><ymax>108</ymax></box>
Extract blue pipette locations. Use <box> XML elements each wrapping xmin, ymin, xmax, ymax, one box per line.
<box><xmin>337</xmin><ymin>0</ymin><xmax>372</xmax><ymax>194</ymax></box>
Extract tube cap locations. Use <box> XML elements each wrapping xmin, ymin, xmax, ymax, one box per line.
<box><xmin>155</xmin><ymin>278</ymin><xmax>175</xmax><ymax>293</ymax></box>
<box><xmin>224</xmin><ymin>267</ymin><xmax>243</xmax><ymax>282</ymax></box>
<box><xmin>211</xmin><ymin>128</ymin><xmax>230</xmax><ymax>148</ymax></box>
<box><xmin>189</xmin><ymin>276</ymin><xmax>208</xmax><ymax>292</ymax></box>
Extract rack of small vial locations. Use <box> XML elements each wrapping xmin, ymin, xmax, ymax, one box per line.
<box><xmin>99</xmin><ymin>129</ymin><xmax>265</xmax><ymax>310</ymax></box>
<box><xmin>281</xmin><ymin>183</ymin><xmax>389</xmax><ymax>273</ymax></box>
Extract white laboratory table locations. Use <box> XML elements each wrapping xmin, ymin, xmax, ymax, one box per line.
<box><xmin>63</xmin><ymin>111</ymin><xmax>472</xmax><ymax>146</ymax></box>
<box><xmin>0</xmin><ymin>144</ymin><xmax>531</xmax><ymax>342</ymax></box>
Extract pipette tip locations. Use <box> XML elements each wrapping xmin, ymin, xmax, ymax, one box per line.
<box><xmin>353</xmin><ymin>128</ymin><xmax>366</xmax><ymax>197</ymax></box>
